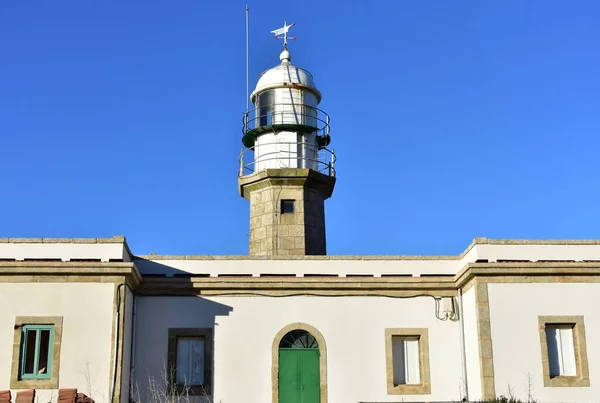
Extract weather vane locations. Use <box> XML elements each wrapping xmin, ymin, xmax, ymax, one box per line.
<box><xmin>270</xmin><ymin>21</ymin><xmax>296</xmax><ymax>49</ymax></box>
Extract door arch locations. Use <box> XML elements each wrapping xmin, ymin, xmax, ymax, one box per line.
<box><xmin>272</xmin><ymin>323</ymin><xmax>327</xmax><ymax>403</ymax></box>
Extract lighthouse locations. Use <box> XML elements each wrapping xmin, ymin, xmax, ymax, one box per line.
<box><xmin>238</xmin><ymin>22</ymin><xmax>336</xmax><ymax>256</ymax></box>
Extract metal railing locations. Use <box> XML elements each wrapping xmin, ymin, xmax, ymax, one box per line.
<box><xmin>238</xmin><ymin>141</ymin><xmax>336</xmax><ymax>177</ymax></box>
<box><xmin>242</xmin><ymin>103</ymin><xmax>330</xmax><ymax>139</ymax></box>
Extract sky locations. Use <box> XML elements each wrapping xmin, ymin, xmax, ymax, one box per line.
<box><xmin>1</xmin><ymin>1</ymin><xmax>599</xmax><ymax>256</ymax></box>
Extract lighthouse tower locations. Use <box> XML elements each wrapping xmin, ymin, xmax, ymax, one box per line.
<box><xmin>238</xmin><ymin>23</ymin><xmax>336</xmax><ymax>256</ymax></box>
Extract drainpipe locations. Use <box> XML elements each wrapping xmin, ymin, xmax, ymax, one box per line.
<box><xmin>458</xmin><ymin>288</ymin><xmax>469</xmax><ymax>401</ymax></box>
<box><xmin>129</xmin><ymin>291</ymin><xmax>137</xmax><ymax>402</ymax></box>
<box><xmin>111</xmin><ymin>284</ymin><xmax>124</xmax><ymax>403</ymax></box>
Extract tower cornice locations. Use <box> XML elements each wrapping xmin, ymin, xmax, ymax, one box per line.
<box><xmin>238</xmin><ymin>168</ymin><xmax>336</xmax><ymax>200</ymax></box>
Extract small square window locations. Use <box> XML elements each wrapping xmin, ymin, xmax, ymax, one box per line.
<box><xmin>21</xmin><ymin>325</ymin><xmax>55</xmax><ymax>380</ymax></box>
<box><xmin>281</xmin><ymin>200</ymin><xmax>295</xmax><ymax>214</ymax></box>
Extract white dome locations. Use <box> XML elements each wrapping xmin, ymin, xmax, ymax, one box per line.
<box><xmin>251</xmin><ymin>51</ymin><xmax>321</xmax><ymax>103</ymax></box>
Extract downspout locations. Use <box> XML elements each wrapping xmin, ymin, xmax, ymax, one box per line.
<box><xmin>111</xmin><ymin>284</ymin><xmax>124</xmax><ymax>403</ymax></box>
<box><xmin>129</xmin><ymin>291</ymin><xmax>137</xmax><ymax>402</ymax></box>
<box><xmin>458</xmin><ymin>288</ymin><xmax>469</xmax><ymax>401</ymax></box>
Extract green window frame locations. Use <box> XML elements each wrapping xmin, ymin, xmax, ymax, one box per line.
<box><xmin>20</xmin><ymin>325</ymin><xmax>55</xmax><ymax>380</ymax></box>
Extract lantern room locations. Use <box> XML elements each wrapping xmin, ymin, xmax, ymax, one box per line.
<box><xmin>239</xmin><ymin>49</ymin><xmax>334</xmax><ymax>176</ymax></box>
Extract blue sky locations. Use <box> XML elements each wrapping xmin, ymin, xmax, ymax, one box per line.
<box><xmin>1</xmin><ymin>1</ymin><xmax>599</xmax><ymax>256</ymax></box>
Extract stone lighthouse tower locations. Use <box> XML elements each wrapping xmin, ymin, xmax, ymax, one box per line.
<box><xmin>238</xmin><ymin>23</ymin><xmax>336</xmax><ymax>256</ymax></box>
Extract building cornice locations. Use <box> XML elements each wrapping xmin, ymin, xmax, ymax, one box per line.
<box><xmin>135</xmin><ymin>262</ymin><xmax>600</xmax><ymax>297</ymax></box>
<box><xmin>455</xmin><ymin>261</ymin><xmax>600</xmax><ymax>289</ymax></box>
<box><xmin>0</xmin><ymin>261</ymin><xmax>141</xmax><ymax>288</ymax></box>
<box><xmin>137</xmin><ymin>275</ymin><xmax>458</xmax><ymax>297</ymax></box>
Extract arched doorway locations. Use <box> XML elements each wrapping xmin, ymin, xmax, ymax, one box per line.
<box><xmin>272</xmin><ymin>324</ymin><xmax>327</xmax><ymax>403</ymax></box>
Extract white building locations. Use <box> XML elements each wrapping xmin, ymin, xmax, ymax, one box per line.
<box><xmin>1</xmin><ymin>30</ymin><xmax>599</xmax><ymax>403</ymax></box>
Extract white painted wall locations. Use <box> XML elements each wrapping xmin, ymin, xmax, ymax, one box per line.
<box><xmin>0</xmin><ymin>283</ymin><xmax>115</xmax><ymax>403</ymax></box>
<box><xmin>0</xmin><ymin>242</ymin><xmax>129</xmax><ymax>262</ymax></box>
<box><xmin>461</xmin><ymin>287</ymin><xmax>482</xmax><ymax>400</ymax></box>
<box><xmin>459</xmin><ymin>243</ymin><xmax>600</xmax><ymax>265</ymax></box>
<box><xmin>133</xmin><ymin>295</ymin><xmax>463</xmax><ymax>403</ymax></box>
<box><xmin>135</xmin><ymin>258</ymin><xmax>461</xmax><ymax>277</ymax></box>
<box><xmin>488</xmin><ymin>283</ymin><xmax>600</xmax><ymax>403</ymax></box>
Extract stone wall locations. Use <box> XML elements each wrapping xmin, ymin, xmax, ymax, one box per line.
<box><xmin>238</xmin><ymin>169</ymin><xmax>335</xmax><ymax>256</ymax></box>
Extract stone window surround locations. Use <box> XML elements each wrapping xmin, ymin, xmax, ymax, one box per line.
<box><xmin>385</xmin><ymin>328</ymin><xmax>431</xmax><ymax>395</ymax></box>
<box><xmin>538</xmin><ymin>315</ymin><xmax>590</xmax><ymax>387</ymax></box>
<box><xmin>167</xmin><ymin>328</ymin><xmax>213</xmax><ymax>396</ymax></box>
<box><xmin>11</xmin><ymin>316</ymin><xmax>63</xmax><ymax>389</ymax></box>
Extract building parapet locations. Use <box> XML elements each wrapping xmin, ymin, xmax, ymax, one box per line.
<box><xmin>0</xmin><ymin>236</ymin><xmax>132</xmax><ymax>262</ymax></box>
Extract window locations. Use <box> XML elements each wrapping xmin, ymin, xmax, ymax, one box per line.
<box><xmin>21</xmin><ymin>325</ymin><xmax>54</xmax><ymax>379</ymax></box>
<box><xmin>546</xmin><ymin>325</ymin><xmax>576</xmax><ymax>377</ymax></box>
<box><xmin>281</xmin><ymin>200</ymin><xmax>295</xmax><ymax>214</ymax></box>
<box><xmin>176</xmin><ymin>337</ymin><xmax>205</xmax><ymax>385</ymax></box>
<box><xmin>168</xmin><ymin>328</ymin><xmax>213</xmax><ymax>395</ymax></box>
<box><xmin>11</xmin><ymin>316</ymin><xmax>62</xmax><ymax>389</ymax></box>
<box><xmin>385</xmin><ymin>328</ymin><xmax>430</xmax><ymax>395</ymax></box>
<box><xmin>538</xmin><ymin>316</ymin><xmax>589</xmax><ymax>387</ymax></box>
<box><xmin>392</xmin><ymin>336</ymin><xmax>420</xmax><ymax>385</ymax></box>
<box><xmin>257</xmin><ymin>90</ymin><xmax>274</xmax><ymax>127</ymax></box>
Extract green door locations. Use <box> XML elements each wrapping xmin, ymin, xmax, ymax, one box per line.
<box><xmin>278</xmin><ymin>330</ymin><xmax>321</xmax><ymax>403</ymax></box>
<box><xmin>279</xmin><ymin>349</ymin><xmax>320</xmax><ymax>403</ymax></box>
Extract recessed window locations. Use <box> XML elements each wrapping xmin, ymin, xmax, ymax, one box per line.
<box><xmin>21</xmin><ymin>325</ymin><xmax>54</xmax><ymax>379</ymax></box>
<box><xmin>281</xmin><ymin>200</ymin><xmax>295</xmax><ymax>214</ymax></box>
<box><xmin>538</xmin><ymin>316</ymin><xmax>589</xmax><ymax>387</ymax></box>
<box><xmin>176</xmin><ymin>337</ymin><xmax>205</xmax><ymax>385</ymax></box>
<box><xmin>546</xmin><ymin>325</ymin><xmax>576</xmax><ymax>377</ymax></box>
<box><xmin>385</xmin><ymin>328</ymin><xmax>430</xmax><ymax>395</ymax></box>
<box><xmin>168</xmin><ymin>328</ymin><xmax>213</xmax><ymax>395</ymax></box>
<box><xmin>392</xmin><ymin>336</ymin><xmax>420</xmax><ymax>385</ymax></box>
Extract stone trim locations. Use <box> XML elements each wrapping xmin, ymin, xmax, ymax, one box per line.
<box><xmin>538</xmin><ymin>315</ymin><xmax>590</xmax><ymax>387</ymax></box>
<box><xmin>10</xmin><ymin>316</ymin><xmax>63</xmax><ymax>389</ymax></box>
<box><xmin>272</xmin><ymin>323</ymin><xmax>327</xmax><ymax>403</ymax></box>
<box><xmin>167</xmin><ymin>328</ymin><xmax>213</xmax><ymax>396</ymax></box>
<box><xmin>475</xmin><ymin>283</ymin><xmax>495</xmax><ymax>399</ymax></box>
<box><xmin>458</xmin><ymin>237</ymin><xmax>600</xmax><ymax>259</ymax></box>
<box><xmin>0</xmin><ymin>262</ymin><xmax>141</xmax><ymax>288</ymax></box>
<box><xmin>135</xmin><ymin>255</ymin><xmax>459</xmax><ymax>261</ymax></box>
<box><xmin>138</xmin><ymin>261</ymin><xmax>600</xmax><ymax>296</ymax></box>
<box><xmin>384</xmin><ymin>328</ymin><xmax>431</xmax><ymax>395</ymax></box>
<box><xmin>139</xmin><ymin>276</ymin><xmax>457</xmax><ymax>297</ymax></box>
<box><xmin>455</xmin><ymin>262</ymin><xmax>600</xmax><ymax>289</ymax></box>
<box><xmin>3</xmin><ymin>236</ymin><xmax>600</xmax><ymax>259</ymax></box>
<box><xmin>0</xmin><ymin>236</ymin><xmax>127</xmax><ymax>244</ymax></box>
<box><xmin>110</xmin><ymin>284</ymin><xmax>129</xmax><ymax>403</ymax></box>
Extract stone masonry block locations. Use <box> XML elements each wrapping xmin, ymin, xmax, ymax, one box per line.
<box><xmin>289</xmin><ymin>225</ymin><xmax>305</xmax><ymax>236</ymax></box>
